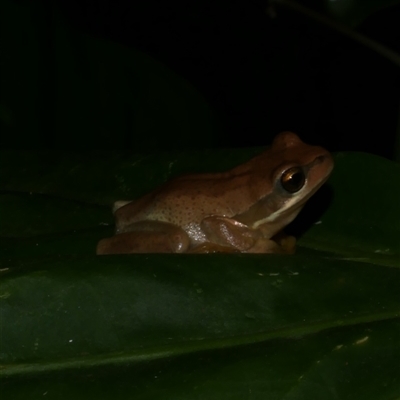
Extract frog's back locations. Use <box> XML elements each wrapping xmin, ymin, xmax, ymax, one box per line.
<box><xmin>115</xmin><ymin>172</ymin><xmax>258</xmax><ymax>231</ymax></box>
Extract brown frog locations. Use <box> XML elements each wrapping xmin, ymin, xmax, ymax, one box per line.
<box><xmin>97</xmin><ymin>131</ymin><xmax>333</xmax><ymax>254</ymax></box>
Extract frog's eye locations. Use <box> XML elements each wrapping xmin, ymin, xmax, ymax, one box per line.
<box><xmin>280</xmin><ymin>167</ymin><xmax>306</xmax><ymax>193</ymax></box>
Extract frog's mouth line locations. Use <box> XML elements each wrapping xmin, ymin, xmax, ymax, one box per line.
<box><xmin>251</xmin><ymin>201</ymin><xmax>303</xmax><ymax>230</ymax></box>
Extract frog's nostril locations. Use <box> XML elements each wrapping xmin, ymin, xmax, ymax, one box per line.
<box><xmin>313</xmin><ymin>154</ymin><xmax>330</xmax><ymax>165</ymax></box>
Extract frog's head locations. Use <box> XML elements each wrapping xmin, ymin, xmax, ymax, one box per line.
<box><xmin>235</xmin><ymin>131</ymin><xmax>334</xmax><ymax>236</ymax></box>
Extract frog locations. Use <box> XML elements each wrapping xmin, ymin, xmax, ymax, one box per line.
<box><xmin>96</xmin><ymin>131</ymin><xmax>333</xmax><ymax>254</ymax></box>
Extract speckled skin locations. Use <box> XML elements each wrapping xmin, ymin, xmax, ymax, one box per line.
<box><xmin>96</xmin><ymin>132</ymin><xmax>333</xmax><ymax>254</ymax></box>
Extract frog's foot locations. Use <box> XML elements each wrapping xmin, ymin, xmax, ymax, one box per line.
<box><xmin>271</xmin><ymin>232</ymin><xmax>297</xmax><ymax>254</ymax></box>
<box><xmin>232</xmin><ymin>234</ymin><xmax>295</xmax><ymax>254</ymax></box>
<box><xmin>245</xmin><ymin>238</ymin><xmax>283</xmax><ymax>254</ymax></box>
<box><xmin>96</xmin><ymin>221</ymin><xmax>190</xmax><ymax>254</ymax></box>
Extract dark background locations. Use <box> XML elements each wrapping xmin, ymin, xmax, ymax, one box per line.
<box><xmin>1</xmin><ymin>0</ymin><xmax>400</xmax><ymax>158</ymax></box>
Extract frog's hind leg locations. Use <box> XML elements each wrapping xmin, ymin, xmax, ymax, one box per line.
<box><xmin>96</xmin><ymin>221</ymin><xmax>190</xmax><ymax>254</ymax></box>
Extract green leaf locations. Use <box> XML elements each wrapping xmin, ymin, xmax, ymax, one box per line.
<box><xmin>1</xmin><ymin>256</ymin><xmax>400</xmax><ymax>398</ymax></box>
<box><xmin>0</xmin><ymin>149</ymin><xmax>399</xmax><ymax>398</ymax></box>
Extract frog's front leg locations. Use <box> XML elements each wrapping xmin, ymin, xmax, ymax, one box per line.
<box><xmin>96</xmin><ymin>221</ymin><xmax>190</xmax><ymax>254</ymax></box>
<box><xmin>197</xmin><ymin>216</ymin><xmax>284</xmax><ymax>254</ymax></box>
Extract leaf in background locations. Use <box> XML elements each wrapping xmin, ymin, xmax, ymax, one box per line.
<box><xmin>324</xmin><ymin>0</ymin><xmax>400</xmax><ymax>27</ymax></box>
